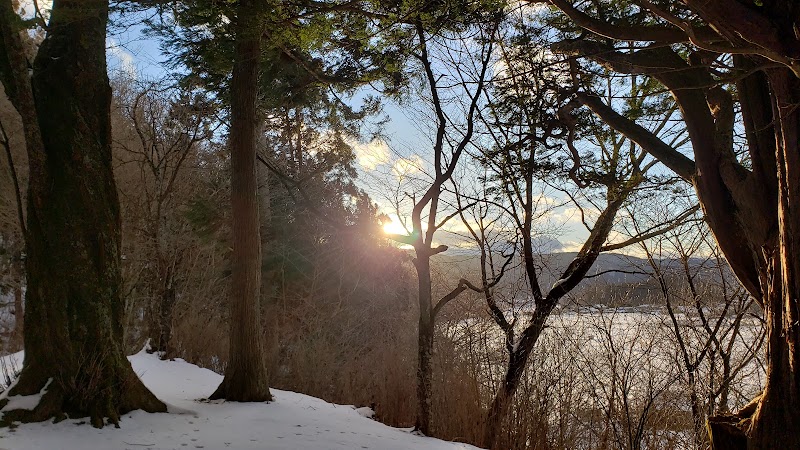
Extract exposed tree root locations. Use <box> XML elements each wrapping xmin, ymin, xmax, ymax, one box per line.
<box><xmin>707</xmin><ymin>393</ymin><xmax>760</xmax><ymax>450</ymax></box>
<box><xmin>1</xmin><ymin>362</ymin><xmax>166</xmax><ymax>429</ymax></box>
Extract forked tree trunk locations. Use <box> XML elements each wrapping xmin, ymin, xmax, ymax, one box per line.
<box><xmin>675</xmin><ymin>67</ymin><xmax>800</xmax><ymax>449</ymax></box>
<box><xmin>209</xmin><ymin>0</ymin><xmax>271</xmax><ymax>402</ymax></box>
<box><xmin>560</xmin><ymin>41</ymin><xmax>800</xmax><ymax>446</ymax></box>
<box><xmin>0</xmin><ymin>0</ymin><xmax>165</xmax><ymax>427</ymax></box>
<box><xmin>482</xmin><ymin>193</ymin><xmax>626</xmax><ymax>449</ymax></box>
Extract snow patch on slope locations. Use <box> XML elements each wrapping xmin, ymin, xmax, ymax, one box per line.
<box><xmin>0</xmin><ymin>349</ymin><xmax>481</xmax><ymax>450</ymax></box>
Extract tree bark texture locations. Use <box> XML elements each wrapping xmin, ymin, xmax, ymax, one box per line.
<box><xmin>744</xmin><ymin>67</ymin><xmax>800</xmax><ymax>450</ymax></box>
<box><xmin>209</xmin><ymin>0</ymin><xmax>271</xmax><ymax>402</ymax></box>
<box><xmin>0</xmin><ymin>0</ymin><xmax>165</xmax><ymax>427</ymax></box>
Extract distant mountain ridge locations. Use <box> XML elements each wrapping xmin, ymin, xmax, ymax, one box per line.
<box><xmin>430</xmin><ymin>251</ymin><xmax>733</xmax><ymax>306</ymax></box>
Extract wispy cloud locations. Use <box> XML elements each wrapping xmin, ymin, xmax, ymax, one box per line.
<box><xmin>352</xmin><ymin>138</ymin><xmax>391</xmax><ymax>171</ymax></box>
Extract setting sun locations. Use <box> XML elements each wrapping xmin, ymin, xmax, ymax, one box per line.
<box><xmin>382</xmin><ymin>216</ymin><xmax>408</xmax><ymax>235</ymax></box>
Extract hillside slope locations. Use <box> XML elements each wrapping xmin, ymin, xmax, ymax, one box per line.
<box><xmin>0</xmin><ymin>350</ymin><xmax>479</xmax><ymax>450</ymax></box>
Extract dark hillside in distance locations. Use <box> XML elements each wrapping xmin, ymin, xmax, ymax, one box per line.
<box><xmin>432</xmin><ymin>251</ymin><xmax>737</xmax><ymax>307</ymax></box>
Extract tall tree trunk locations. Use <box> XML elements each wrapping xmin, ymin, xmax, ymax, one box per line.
<box><xmin>414</xmin><ymin>254</ymin><xmax>433</xmax><ymax>435</ymax></box>
<box><xmin>146</xmin><ymin>240</ymin><xmax>177</xmax><ymax>357</ymax></box>
<box><xmin>688</xmin><ymin>67</ymin><xmax>800</xmax><ymax>449</ymax></box>
<box><xmin>708</xmin><ymin>66</ymin><xmax>800</xmax><ymax>450</ymax></box>
<box><xmin>150</xmin><ymin>265</ymin><xmax>176</xmax><ymax>357</ymax></box>
<box><xmin>744</xmin><ymin>68</ymin><xmax>800</xmax><ymax>450</ymax></box>
<box><xmin>0</xmin><ymin>0</ymin><xmax>165</xmax><ymax>427</ymax></box>
<box><xmin>210</xmin><ymin>0</ymin><xmax>271</xmax><ymax>402</ymax></box>
<box><xmin>10</xmin><ymin>249</ymin><xmax>23</xmax><ymax>349</ymax></box>
<box><xmin>1</xmin><ymin>112</ymin><xmax>24</xmax><ymax>350</ymax></box>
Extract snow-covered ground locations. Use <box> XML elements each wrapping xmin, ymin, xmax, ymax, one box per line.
<box><xmin>0</xmin><ymin>350</ymin><xmax>480</xmax><ymax>450</ymax></box>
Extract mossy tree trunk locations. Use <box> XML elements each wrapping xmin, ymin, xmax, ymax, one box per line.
<box><xmin>0</xmin><ymin>0</ymin><xmax>165</xmax><ymax>428</ymax></box>
<box><xmin>209</xmin><ymin>0</ymin><xmax>271</xmax><ymax>402</ymax></box>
